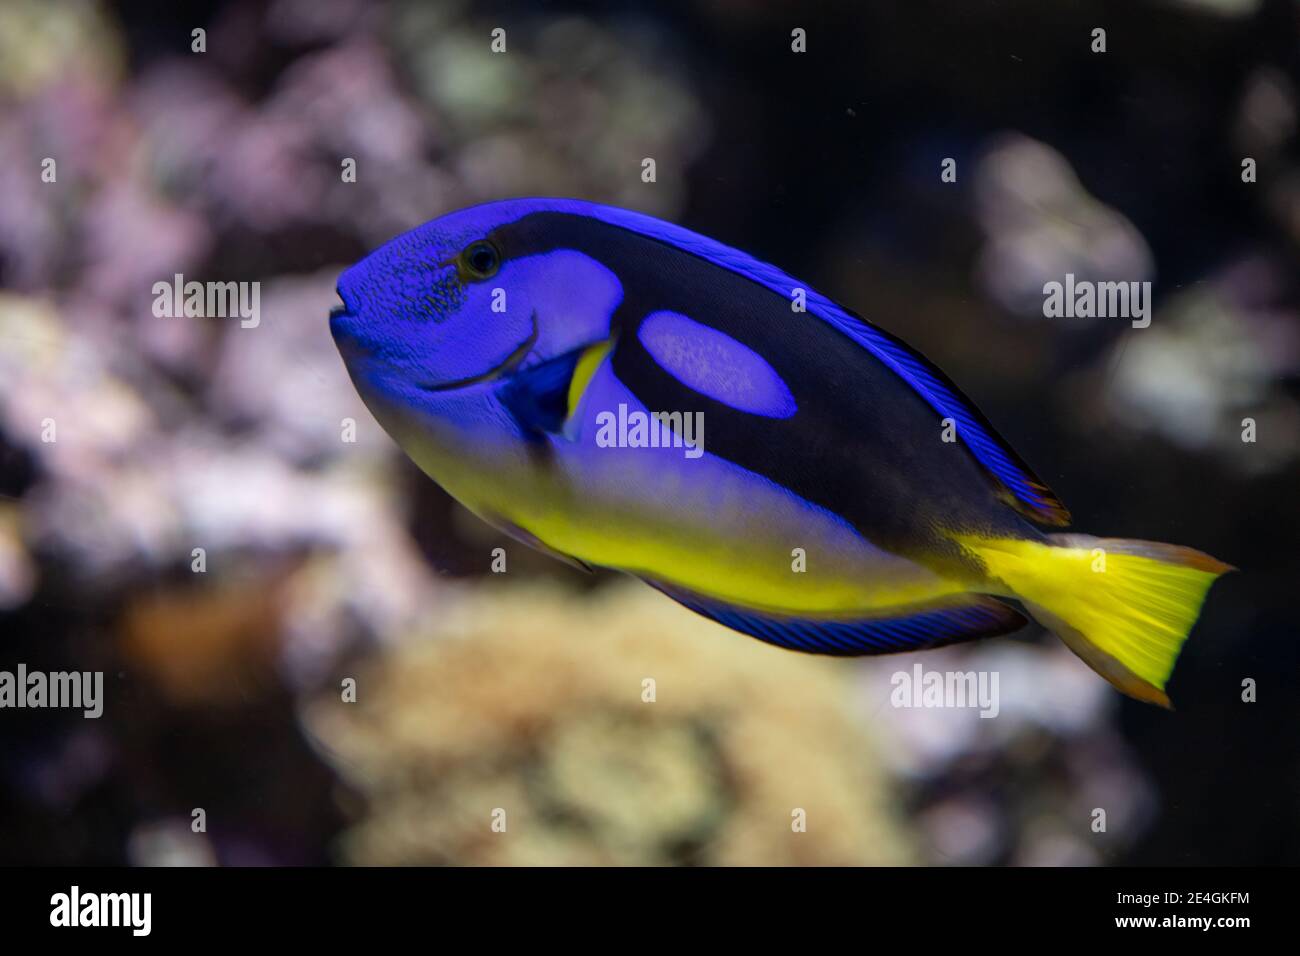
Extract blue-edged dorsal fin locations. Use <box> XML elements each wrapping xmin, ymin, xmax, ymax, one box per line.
<box><xmin>832</xmin><ymin>307</ymin><xmax>1071</xmax><ymax>526</ymax></box>
<box><xmin>545</xmin><ymin>200</ymin><xmax>1072</xmax><ymax>526</ymax></box>
<box><xmin>643</xmin><ymin>579</ymin><xmax>1027</xmax><ymax>656</ymax></box>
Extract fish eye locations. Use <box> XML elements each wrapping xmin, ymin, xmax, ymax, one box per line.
<box><xmin>460</xmin><ymin>240</ymin><xmax>501</xmax><ymax>280</ymax></box>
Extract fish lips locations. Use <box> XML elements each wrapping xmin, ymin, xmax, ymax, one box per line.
<box><xmin>328</xmin><ymin>302</ymin><xmax>356</xmax><ymax>343</ymax></box>
<box><xmin>328</xmin><ymin>304</ymin><xmax>367</xmax><ymax>359</ymax></box>
<box><xmin>417</xmin><ymin>311</ymin><xmax>539</xmax><ymax>393</ymax></box>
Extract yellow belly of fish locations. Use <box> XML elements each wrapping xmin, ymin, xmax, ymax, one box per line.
<box><xmin>530</xmin><ymin>507</ymin><xmax>965</xmax><ymax>615</ymax></box>
<box><xmin>412</xmin><ymin>432</ymin><xmax>968</xmax><ymax>617</ymax></box>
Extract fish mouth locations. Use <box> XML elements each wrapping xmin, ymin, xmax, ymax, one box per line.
<box><xmin>418</xmin><ymin>312</ymin><xmax>539</xmax><ymax>392</ymax></box>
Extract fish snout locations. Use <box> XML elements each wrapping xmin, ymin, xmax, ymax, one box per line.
<box><xmin>330</xmin><ymin>264</ymin><xmax>368</xmax><ymax>340</ymax></box>
<box><xmin>329</xmin><ymin>280</ymin><xmax>366</xmax><ymax>359</ymax></box>
<box><xmin>328</xmin><ymin>295</ymin><xmax>356</xmax><ymax>347</ymax></box>
<box><xmin>334</xmin><ymin>263</ymin><xmax>366</xmax><ymax>315</ymax></box>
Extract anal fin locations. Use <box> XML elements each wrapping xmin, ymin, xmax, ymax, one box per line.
<box><xmin>644</xmin><ymin>580</ymin><xmax>1026</xmax><ymax>656</ymax></box>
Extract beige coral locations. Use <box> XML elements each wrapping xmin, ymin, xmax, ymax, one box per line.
<box><xmin>304</xmin><ymin>580</ymin><xmax>914</xmax><ymax>866</ymax></box>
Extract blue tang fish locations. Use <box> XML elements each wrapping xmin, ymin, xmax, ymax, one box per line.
<box><xmin>331</xmin><ymin>198</ymin><xmax>1232</xmax><ymax>707</ymax></box>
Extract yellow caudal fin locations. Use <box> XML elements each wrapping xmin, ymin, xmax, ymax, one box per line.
<box><xmin>961</xmin><ymin>534</ymin><xmax>1234</xmax><ymax>707</ymax></box>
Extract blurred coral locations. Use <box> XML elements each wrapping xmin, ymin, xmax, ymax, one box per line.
<box><xmin>304</xmin><ymin>582</ymin><xmax>915</xmax><ymax>866</ymax></box>
<box><xmin>858</xmin><ymin>643</ymin><xmax>1155</xmax><ymax>865</ymax></box>
<box><xmin>974</xmin><ymin>133</ymin><xmax>1155</xmax><ymax>319</ymax></box>
<box><xmin>1095</xmin><ymin>259</ymin><xmax>1300</xmax><ymax>472</ymax></box>
<box><xmin>0</xmin><ymin>503</ymin><xmax>36</xmax><ymax>609</ymax></box>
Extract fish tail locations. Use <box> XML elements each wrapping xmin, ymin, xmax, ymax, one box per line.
<box><xmin>959</xmin><ymin>533</ymin><xmax>1234</xmax><ymax>707</ymax></box>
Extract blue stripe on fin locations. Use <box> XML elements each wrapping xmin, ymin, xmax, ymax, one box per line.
<box><xmin>643</xmin><ymin>579</ymin><xmax>1028</xmax><ymax>657</ymax></box>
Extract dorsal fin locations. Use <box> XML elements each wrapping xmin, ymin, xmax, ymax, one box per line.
<box><xmin>830</xmin><ymin>307</ymin><xmax>1071</xmax><ymax>525</ymax></box>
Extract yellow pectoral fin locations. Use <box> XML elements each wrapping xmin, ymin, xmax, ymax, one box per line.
<box><xmin>565</xmin><ymin>338</ymin><xmax>614</xmax><ymax>422</ymax></box>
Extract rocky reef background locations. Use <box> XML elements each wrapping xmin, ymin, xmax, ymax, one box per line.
<box><xmin>0</xmin><ymin>0</ymin><xmax>1296</xmax><ymax>865</ymax></box>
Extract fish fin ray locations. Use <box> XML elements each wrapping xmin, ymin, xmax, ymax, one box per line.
<box><xmin>960</xmin><ymin>533</ymin><xmax>1234</xmax><ymax>707</ymax></box>
<box><xmin>642</xmin><ymin>580</ymin><xmax>1026</xmax><ymax>656</ymax></box>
